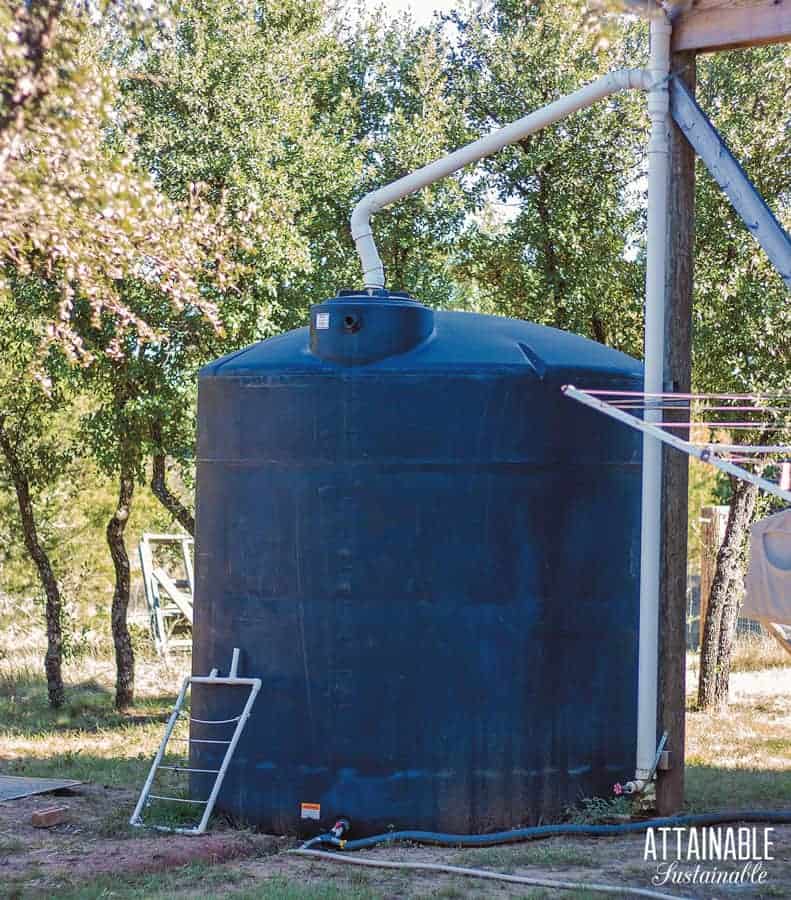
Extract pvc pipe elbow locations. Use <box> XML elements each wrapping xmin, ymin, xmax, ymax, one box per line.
<box><xmin>622</xmin><ymin>779</ymin><xmax>649</xmax><ymax>795</ymax></box>
<box><xmin>350</xmin><ymin>202</ymin><xmax>372</xmax><ymax>242</ymax></box>
<box><xmin>620</xmin><ymin>0</ymin><xmax>671</xmax><ymax>21</ymax></box>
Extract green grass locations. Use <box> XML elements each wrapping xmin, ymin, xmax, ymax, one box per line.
<box><xmin>684</xmin><ymin>665</ymin><xmax>791</xmax><ymax>812</ymax></box>
<box><xmin>452</xmin><ymin>842</ymin><xmax>597</xmax><ymax>873</ymax></box>
<box><xmin>2</xmin><ymin>634</ymin><xmax>789</xmax><ymax>899</ymax></box>
<box><xmin>759</xmin><ymin>886</ymin><xmax>790</xmax><ymax>898</ymax></box>
<box><xmin>230</xmin><ymin>876</ymin><xmax>381</xmax><ymax>900</ymax></box>
<box><xmin>759</xmin><ymin>737</ymin><xmax>791</xmax><ymax>755</ymax></box>
<box><xmin>0</xmin><ymin>648</ymin><xmax>207</xmax><ymax>842</ymax></box>
<box><xmin>684</xmin><ymin>764</ymin><xmax>791</xmax><ymax>812</ymax></box>
<box><xmin>0</xmin><ymin>648</ymin><xmax>185</xmax><ymax>789</ymax></box>
<box><xmin>429</xmin><ymin>885</ymin><xmax>466</xmax><ymax>899</ymax></box>
<box><xmin>0</xmin><ymin>834</ymin><xmax>27</xmax><ymax>854</ymax></box>
<box><xmin>32</xmin><ymin>863</ymin><xmax>245</xmax><ymax>900</ymax></box>
<box><xmin>36</xmin><ymin>867</ymin><xmax>383</xmax><ymax>900</ymax></box>
<box><xmin>565</xmin><ymin>795</ymin><xmax>633</xmax><ymax>825</ymax></box>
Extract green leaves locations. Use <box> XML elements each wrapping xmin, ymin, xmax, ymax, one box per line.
<box><xmin>0</xmin><ymin>4</ymin><xmax>241</xmax><ymax>363</ymax></box>
<box><xmin>692</xmin><ymin>45</ymin><xmax>790</xmax><ymax>399</ymax></box>
<box><xmin>447</xmin><ymin>0</ymin><xmax>646</xmax><ymax>354</ymax></box>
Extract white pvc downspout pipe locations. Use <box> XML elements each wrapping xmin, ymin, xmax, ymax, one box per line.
<box><xmin>634</xmin><ymin>12</ymin><xmax>671</xmax><ymax>784</ymax></box>
<box><xmin>349</xmin><ymin>17</ymin><xmax>672</xmax><ymax>788</ymax></box>
<box><xmin>351</xmin><ymin>68</ymin><xmax>647</xmax><ymax>290</ymax></box>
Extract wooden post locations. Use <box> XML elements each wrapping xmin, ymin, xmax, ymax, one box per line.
<box><xmin>656</xmin><ymin>47</ymin><xmax>696</xmax><ymax>816</ymax></box>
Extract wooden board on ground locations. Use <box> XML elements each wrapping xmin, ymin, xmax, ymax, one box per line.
<box><xmin>0</xmin><ymin>775</ymin><xmax>81</xmax><ymax>802</ymax></box>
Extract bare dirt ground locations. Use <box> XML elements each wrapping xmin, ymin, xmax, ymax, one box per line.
<box><xmin>2</xmin><ymin>784</ymin><xmax>790</xmax><ymax>899</ymax></box>
<box><xmin>2</xmin><ymin>655</ymin><xmax>790</xmax><ymax>898</ymax></box>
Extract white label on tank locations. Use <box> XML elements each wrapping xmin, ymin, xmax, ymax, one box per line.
<box><xmin>315</xmin><ymin>312</ymin><xmax>330</xmax><ymax>330</ymax></box>
<box><xmin>301</xmin><ymin>802</ymin><xmax>321</xmax><ymax>820</ymax></box>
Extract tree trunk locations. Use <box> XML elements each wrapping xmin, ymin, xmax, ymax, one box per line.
<box><xmin>0</xmin><ymin>418</ymin><xmax>65</xmax><ymax>708</ymax></box>
<box><xmin>713</xmin><ymin>480</ymin><xmax>758</xmax><ymax>706</ymax></box>
<box><xmin>107</xmin><ymin>463</ymin><xmax>136</xmax><ymax>709</ymax></box>
<box><xmin>713</xmin><ymin>577</ymin><xmax>743</xmax><ymax>707</ymax></box>
<box><xmin>697</xmin><ymin>477</ymin><xmax>758</xmax><ymax>710</ymax></box>
<box><xmin>151</xmin><ymin>453</ymin><xmax>195</xmax><ymax>535</ymax></box>
<box><xmin>534</xmin><ymin>169</ymin><xmax>567</xmax><ymax>330</ymax></box>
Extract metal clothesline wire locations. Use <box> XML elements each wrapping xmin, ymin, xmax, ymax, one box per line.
<box><xmin>585</xmin><ymin>390</ymin><xmax>791</xmax><ymax>400</ymax></box>
<box><xmin>697</xmin><ymin>442</ymin><xmax>791</xmax><ymax>455</ymax></box>
<box><xmin>606</xmin><ymin>404</ymin><xmax>791</xmax><ymax>413</ymax></box>
<box><xmin>723</xmin><ymin>459</ymin><xmax>791</xmax><ymax>465</ymax></box>
<box><xmin>694</xmin><ymin>444</ymin><xmax>791</xmax><ymax>453</ymax></box>
<box><xmin>562</xmin><ymin>386</ymin><xmax>791</xmax><ymax>504</ymax></box>
<box><xmin>649</xmin><ymin>422</ymin><xmax>788</xmax><ymax>430</ymax></box>
<box><xmin>584</xmin><ymin>393</ymin><xmax>791</xmax><ymax>433</ymax></box>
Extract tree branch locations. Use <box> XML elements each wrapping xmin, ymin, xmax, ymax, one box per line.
<box><xmin>0</xmin><ymin>1</ymin><xmax>69</xmax><ymax>172</ymax></box>
<box><xmin>150</xmin><ymin>451</ymin><xmax>195</xmax><ymax>536</ymax></box>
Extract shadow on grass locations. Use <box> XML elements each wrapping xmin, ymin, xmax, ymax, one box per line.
<box><xmin>0</xmin><ymin>750</ymin><xmax>157</xmax><ymax>788</ymax></box>
<box><xmin>0</xmin><ymin>667</ymin><xmax>179</xmax><ymax>738</ymax></box>
<box><xmin>685</xmin><ymin>764</ymin><xmax>791</xmax><ymax>812</ymax></box>
<box><xmin>0</xmin><ymin>667</ymin><xmax>184</xmax><ymax>795</ymax></box>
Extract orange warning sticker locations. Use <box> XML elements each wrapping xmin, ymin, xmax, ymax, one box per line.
<box><xmin>300</xmin><ymin>802</ymin><xmax>321</xmax><ymax>820</ymax></box>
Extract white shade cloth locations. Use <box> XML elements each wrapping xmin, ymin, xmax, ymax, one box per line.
<box><xmin>743</xmin><ymin>507</ymin><xmax>791</xmax><ymax>624</ymax></box>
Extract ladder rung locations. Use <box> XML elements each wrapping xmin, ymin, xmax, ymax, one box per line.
<box><xmin>130</xmin><ymin>661</ymin><xmax>261</xmax><ymax>835</ymax></box>
<box><xmin>186</xmin><ymin>715</ymin><xmax>241</xmax><ymax>725</ymax></box>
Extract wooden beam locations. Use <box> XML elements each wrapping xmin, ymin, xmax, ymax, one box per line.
<box><xmin>656</xmin><ymin>48</ymin><xmax>696</xmax><ymax>817</ymax></box>
<box><xmin>672</xmin><ymin>0</ymin><xmax>791</xmax><ymax>52</ymax></box>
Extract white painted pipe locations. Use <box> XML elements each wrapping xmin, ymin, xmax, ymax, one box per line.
<box><xmin>350</xmin><ymin>68</ymin><xmax>648</xmax><ymax>290</ymax></box>
<box><xmin>230</xmin><ymin>646</ymin><xmax>240</xmax><ymax>679</ymax></box>
<box><xmin>289</xmin><ymin>849</ymin><xmax>688</xmax><ymax>900</ymax></box>
<box><xmin>349</xmin><ymin>17</ymin><xmax>673</xmax><ymax>786</ymax></box>
<box><xmin>635</xmin><ymin>12</ymin><xmax>671</xmax><ymax>780</ymax></box>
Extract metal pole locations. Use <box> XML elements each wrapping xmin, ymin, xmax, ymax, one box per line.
<box><xmin>669</xmin><ymin>76</ymin><xmax>791</xmax><ymax>291</ymax></box>
<box><xmin>229</xmin><ymin>647</ymin><xmax>240</xmax><ymax>679</ymax></box>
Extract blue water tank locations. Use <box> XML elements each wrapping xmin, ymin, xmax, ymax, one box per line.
<box><xmin>191</xmin><ymin>290</ymin><xmax>643</xmax><ymax>836</ymax></box>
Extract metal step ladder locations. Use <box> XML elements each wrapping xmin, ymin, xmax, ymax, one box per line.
<box><xmin>130</xmin><ymin>648</ymin><xmax>261</xmax><ymax>835</ymax></box>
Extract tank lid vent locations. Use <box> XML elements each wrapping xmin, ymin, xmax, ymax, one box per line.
<box><xmin>309</xmin><ymin>290</ymin><xmax>434</xmax><ymax>366</ymax></box>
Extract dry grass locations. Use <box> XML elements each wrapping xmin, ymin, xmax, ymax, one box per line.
<box><xmin>0</xmin><ymin>637</ymin><xmax>186</xmax><ymax>790</ymax></box>
<box><xmin>685</xmin><ymin>655</ymin><xmax>791</xmax><ymax>810</ymax></box>
<box><xmin>729</xmin><ymin>630</ymin><xmax>790</xmax><ymax>672</ymax></box>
